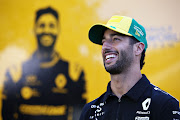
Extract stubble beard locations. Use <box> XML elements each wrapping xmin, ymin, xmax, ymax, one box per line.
<box><xmin>36</xmin><ymin>33</ymin><xmax>57</xmax><ymax>52</ymax></box>
<box><xmin>104</xmin><ymin>48</ymin><xmax>133</xmax><ymax>75</ymax></box>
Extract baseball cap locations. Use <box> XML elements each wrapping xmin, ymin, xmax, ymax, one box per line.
<box><xmin>88</xmin><ymin>15</ymin><xmax>148</xmax><ymax>50</ymax></box>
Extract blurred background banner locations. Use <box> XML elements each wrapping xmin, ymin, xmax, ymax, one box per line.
<box><xmin>0</xmin><ymin>0</ymin><xmax>180</xmax><ymax>119</ymax></box>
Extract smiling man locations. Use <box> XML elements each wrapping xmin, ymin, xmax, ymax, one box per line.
<box><xmin>34</xmin><ymin>8</ymin><xmax>59</xmax><ymax>56</ymax></box>
<box><xmin>2</xmin><ymin>7</ymin><xmax>86</xmax><ymax>120</ymax></box>
<box><xmin>79</xmin><ymin>16</ymin><xmax>180</xmax><ymax>120</ymax></box>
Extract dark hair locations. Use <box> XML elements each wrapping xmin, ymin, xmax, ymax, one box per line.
<box><xmin>129</xmin><ymin>36</ymin><xmax>146</xmax><ymax>70</ymax></box>
<box><xmin>35</xmin><ymin>7</ymin><xmax>59</xmax><ymax>23</ymax></box>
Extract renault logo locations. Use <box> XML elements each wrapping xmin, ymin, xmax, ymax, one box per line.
<box><xmin>142</xmin><ymin>98</ymin><xmax>151</xmax><ymax>110</ymax></box>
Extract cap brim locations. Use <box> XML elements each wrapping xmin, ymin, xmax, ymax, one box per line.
<box><xmin>88</xmin><ymin>24</ymin><xmax>132</xmax><ymax>45</ymax></box>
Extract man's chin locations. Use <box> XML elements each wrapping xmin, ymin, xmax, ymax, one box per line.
<box><xmin>104</xmin><ymin>61</ymin><xmax>124</xmax><ymax>75</ymax></box>
<box><xmin>104</xmin><ymin>62</ymin><xmax>117</xmax><ymax>70</ymax></box>
<box><xmin>105</xmin><ymin>66</ymin><xmax>119</xmax><ymax>74</ymax></box>
<box><xmin>105</xmin><ymin>69</ymin><xmax>120</xmax><ymax>75</ymax></box>
<box><xmin>41</xmin><ymin>44</ymin><xmax>53</xmax><ymax>47</ymax></box>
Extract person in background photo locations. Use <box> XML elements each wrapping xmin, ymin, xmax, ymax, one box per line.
<box><xmin>80</xmin><ymin>15</ymin><xmax>180</xmax><ymax>120</ymax></box>
<box><xmin>2</xmin><ymin>7</ymin><xmax>86</xmax><ymax>120</ymax></box>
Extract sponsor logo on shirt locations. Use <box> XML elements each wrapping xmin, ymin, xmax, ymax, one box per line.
<box><xmin>89</xmin><ymin>102</ymin><xmax>105</xmax><ymax>120</ymax></box>
<box><xmin>142</xmin><ymin>98</ymin><xmax>151</xmax><ymax>110</ymax></box>
<box><xmin>135</xmin><ymin>98</ymin><xmax>151</xmax><ymax>120</ymax></box>
<box><xmin>135</xmin><ymin>116</ymin><xmax>149</xmax><ymax>120</ymax></box>
<box><xmin>154</xmin><ymin>87</ymin><xmax>169</xmax><ymax>95</ymax></box>
<box><xmin>25</xmin><ymin>75</ymin><xmax>41</xmax><ymax>86</ymax></box>
<box><xmin>19</xmin><ymin>104</ymin><xmax>67</xmax><ymax>115</ymax></box>
<box><xmin>21</xmin><ymin>86</ymin><xmax>40</xmax><ymax>100</ymax></box>
<box><xmin>173</xmin><ymin>111</ymin><xmax>180</xmax><ymax>115</ymax></box>
<box><xmin>136</xmin><ymin>111</ymin><xmax>150</xmax><ymax>114</ymax></box>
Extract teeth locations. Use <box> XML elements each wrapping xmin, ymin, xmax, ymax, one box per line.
<box><xmin>106</xmin><ymin>54</ymin><xmax>116</xmax><ymax>60</ymax></box>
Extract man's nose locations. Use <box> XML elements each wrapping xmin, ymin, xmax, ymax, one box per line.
<box><xmin>102</xmin><ymin>40</ymin><xmax>112</xmax><ymax>51</ymax></box>
<box><xmin>43</xmin><ymin>25</ymin><xmax>51</xmax><ymax>33</ymax></box>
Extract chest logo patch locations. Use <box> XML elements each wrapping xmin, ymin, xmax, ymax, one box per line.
<box><xmin>25</xmin><ymin>75</ymin><xmax>41</xmax><ymax>86</ymax></box>
<box><xmin>21</xmin><ymin>86</ymin><xmax>39</xmax><ymax>100</ymax></box>
<box><xmin>55</xmin><ymin>74</ymin><xmax>67</xmax><ymax>89</ymax></box>
<box><xmin>89</xmin><ymin>102</ymin><xmax>105</xmax><ymax>119</ymax></box>
<box><xmin>142</xmin><ymin>98</ymin><xmax>151</xmax><ymax>110</ymax></box>
<box><xmin>52</xmin><ymin>74</ymin><xmax>68</xmax><ymax>94</ymax></box>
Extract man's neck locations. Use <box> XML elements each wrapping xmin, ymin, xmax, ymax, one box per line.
<box><xmin>110</xmin><ymin>67</ymin><xmax>142</xmax><ymax>99</ymax></box>
<box><xmin>37</xmin><ymin>49</ymin><xmax>54</xmax><ymax>59</ymax></box>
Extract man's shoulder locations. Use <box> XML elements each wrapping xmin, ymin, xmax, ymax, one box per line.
<box><xmin>83</xmin><ymin>92</ymin><xmax>106</xmax><ymax>109</ymax></box>
<box><xmin>151</xmin><ymin>84</ymin><xmax>178</xmax><ymax>100</ymax></box>
<box><xmin>80</xmin><ymin>92</ymin><xmax>106</xmax><ymax>119</ymax></box>
<box><xmin>150</xmin><ymin>84</ymin><xmax>179</xmax><ymax>107</ymax></box>
<box><xmin>82</xmin><ymin>98</ymin><xmax>98</xmax><ymax>111</ymax></box>
<box><xmin>148</xmin><ymin>84</ymin><xmax>180</xmax><ymax>119</ymax></box>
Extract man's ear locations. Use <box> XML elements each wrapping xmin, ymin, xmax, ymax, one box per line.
<box><xmin>134</xmin><ymin>42</ymin><xmax>145</xmax><ymax>56</ymax></box>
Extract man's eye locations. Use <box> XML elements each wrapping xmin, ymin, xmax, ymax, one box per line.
<box><xmin>39</xmin><ymin>24</ymin><xmax>45</xmax><ymax>28</ymax></box>
<box><xmin>113</xmin><ymin>38</ymin><xmax>120</xmax><ymax>41</ymax></box>
<box><xmin>50</xmin><ymin>23</ymin><xmax>55</xmax><ymax>28</ymax></box>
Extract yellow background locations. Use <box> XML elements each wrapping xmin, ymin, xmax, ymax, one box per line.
<box><xmin>0</xmin><ymin>0</ymin><xmax>180</xmax><ymax>119</ymax></box>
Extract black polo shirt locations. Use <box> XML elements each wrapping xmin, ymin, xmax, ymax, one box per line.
<box><xmin>80</xmin><ymin>74</ymin><xmax>180</xmax><ymax>120</ymax></box>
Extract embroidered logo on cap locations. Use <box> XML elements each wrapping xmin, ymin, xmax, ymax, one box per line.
<box><xmin>134</xmin><ymin>25</ymin><xmax>144</xmax><ymax>36</ymax></box>
<box><xmin>110</xmin><ymin>26</ymin><xmax>116</xmax><ymax>29</ymax></box>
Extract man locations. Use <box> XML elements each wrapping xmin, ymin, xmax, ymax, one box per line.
<box><xmin>2</xmin><ymin>7</ymin><xmax>86</xmax><ymax>120</ymax></box>
<box><xmin>80</xmin><ymin>16</ymin><xmax>180</xmax><ymax>120</ymax></box>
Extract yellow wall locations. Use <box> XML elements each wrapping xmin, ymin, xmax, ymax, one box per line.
<box><xmin>0</xmin><ymin>0</ymin><xmax>180</xmax><ymax>119</ymax></box>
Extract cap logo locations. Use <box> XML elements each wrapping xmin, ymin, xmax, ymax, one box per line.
<box><xmin>135</xmin><ymin>30</ymin><xmax>140</xmax><ymax>37</ymax></box>
<box><xmin>134</xmin><ymin>25</ymin><xmax>144</xmax><ymax>36</ymax></box>
<box><xmin>110</xmin><ymin>26</ymin><xmax>116</xmax><ymax>29</ymax></box>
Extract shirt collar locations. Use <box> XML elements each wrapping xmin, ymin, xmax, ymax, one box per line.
<box><xmin>103</xmin><ymin>74</ymin><xmax>150</xmax><ymax>102</ymax></box>
<box><xmin>125</xmin><ymin>74</ymin><xmax>150</xmax><ymax>101</ymax></box>
<box><xmin>102</xmin><ymin>82</ymin><xmax>113</xmax><ymax>102</ymax></box>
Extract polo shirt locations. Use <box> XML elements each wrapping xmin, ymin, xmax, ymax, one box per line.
<box><xmin>80</xmin><ymin>74</ymin><xmax>180</xmax><ymax>120</ymax></box>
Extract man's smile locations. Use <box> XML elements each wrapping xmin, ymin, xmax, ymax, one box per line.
<box><xmin>103</xmin><ymin>51</ymin><xmax>118</xmax><ymax>64</ymax></box>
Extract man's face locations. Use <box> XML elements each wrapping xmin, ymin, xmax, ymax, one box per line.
<box><xmin>34</xmin><ymin>13</ymin><xmax>59</xmax><ymax>48</ymax></box>
<box><xmin>101</xmin><ymin>29</ymin><xmax>134</xmax><ymax>74</ymax></box>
